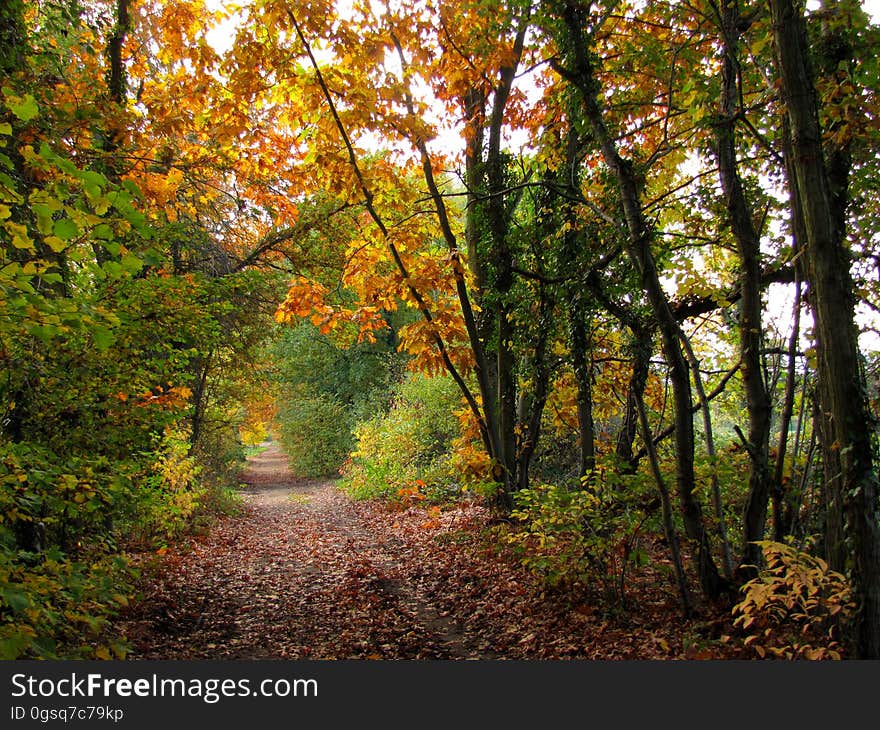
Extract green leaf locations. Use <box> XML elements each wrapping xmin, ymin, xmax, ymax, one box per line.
<box><xmin>142</xmin><ymin>248</ymin><xmax>163</xmax><ymax>267</ymax></box>
<box><xmin>53</xmin><ymin>218</ymin><xmax>80</xmax><ymax>241</ymax></box>
<box><xmin>10</xmin><ymin>231</ymin><xmax>32</xmax><ymax>250</ymax></box>
<box><xmin>102</xmin><ymin>261</ymin><xmax>122</xmax><ymax>278</ymax></box>
<box><xmin>44</xmin><ymin>235</ymin><xmax>67</xmax><ymax>253</ymax></box>
<box><xmin>122</xmin><ymin>207</ymin><xmax>146</xmax><ymax>228</ymax></box>
<box><xmin>9</xmin><ymin>95</ymin><xmax>38</xmax><ymax>122</ymax></box>
<box><xmin>27</xmin><ymin>324</ymin><xmax>58</xmax><ymax>342</ymax></box>
<box><xmin>91</xmin><ymin>325</ymin><xmax>115</xmax><ymax>351</ymax></box>
<box><xmin>0</xmin><ymin>634</ymin><xmax>32</xmax><ymax>660</ymax></box>
<box><xmin>79</xmin><ymin>170</ymin><xmax>107</xmax><ymax>189</ymax></box>
<box><xmin>0</xmin><ymin>586</ymin><xmax>31</xmax><ymax>613</ymax></box>
<box><xmin>93</xmin><ymin>224</ymin><xmax>114</xmax><ymax>241</ymax></box>
<box><xmin>0</xmin><ymin>172</ymin><xmax>23</xmax><ymax>203</ymax></box>
<box><xmin>32</xmin><ymin>204</ymin><xmax>54</xmax><ymax>235</ymax></box>
<box><xmin>120</xmin><ymin>253</ymin><xmax>143</xmax><ymax>275</ymax></box>
<box><xmin>91</xmin><ymin>195</ymin><xmax>111</xmax><ymax>215</ymax></box>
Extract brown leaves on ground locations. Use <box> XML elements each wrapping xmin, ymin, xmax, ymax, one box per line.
<box><xmin>115</xmin><ymin>443</ymin><xmax>746</xmax><ymax>660</ymax></box>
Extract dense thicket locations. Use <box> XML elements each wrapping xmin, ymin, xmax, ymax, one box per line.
<box><xmin>0</xmin><ymin>0</ymin><xmax>288</xmax><ymax>657</ymax></box>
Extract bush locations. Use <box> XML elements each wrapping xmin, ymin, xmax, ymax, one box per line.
<box><xmin>503</xmin><ymin>473</ymin><xmax>651</xmax><ymax>603</ymax></box>
<box><xmin>341</xmin><ymin>373</ymin><xmax>463</xmax><ymax>501</ymax></box>
<box><xmin>276</xmin><ymin>388</ymin><xmax>353</xmax><ymax>477</ymax></box>
<box><xmin>0</xmin><ymin>540</ymin><xmax>133</xmax><ymax>659</ymax></box>
<box><xmin>0</xmin><ymin>420</ymin><xmax>246</xmax><ymax>658</ymax></box>
<box><xmin>128</xmin><ymin>426</ymin><xmax>207</xmax><ymax>546</ymax></box>
<box><xmin>732</xmin><ymin>540</ymin><xmax>855</xmax><ymax>659</ymax></box>
<box><xmin>0</xmin><ymin>444</ymin><xmax>137</xmax><ymax>659</ymax></box>
<box><xmin>0</xmin><ymin>442</ymin><xmax>137</xmax><ymax>554</ymax></box>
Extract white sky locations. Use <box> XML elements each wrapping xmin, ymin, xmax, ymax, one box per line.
<box><xmin>857</xmin><ymin>0</ymin><xmax>879</xmax><ymax>16</ymax></box>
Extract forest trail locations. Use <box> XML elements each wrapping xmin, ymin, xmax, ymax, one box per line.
<box><xmin>120</xmin><ymin>442</ymin><xmax>493</xmax><ymax>659</ymax></box>
<box><xmin>118</xmin><ymin>443</ymin><xmax>733</xmax><ymax>660</ymax></box>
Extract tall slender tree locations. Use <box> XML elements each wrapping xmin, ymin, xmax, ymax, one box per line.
<box><xmin>769</xmin><ymin>0</ymin><xmax>880</xmax><ymax>658</ymax></box>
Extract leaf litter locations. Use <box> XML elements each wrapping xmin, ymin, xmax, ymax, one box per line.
<box><xmin>114</xmin><ymin>443</ymin><xmax>746</xmax><ymax>660</ymax></box>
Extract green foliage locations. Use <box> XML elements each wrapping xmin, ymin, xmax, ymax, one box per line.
<box><xmin>276</xmin><ymin>388</ymin><xmax>353</xmax><ymax>477</ymax></box>
<box><xmin>0</xmin><ymin>442</ymin><xmax>137</xmax><ymax>553</ymax></box>
<box><xmin>271</xmin><ymin>320</ymin><xmax>405</xmax><ymax>477</ymax></box>
<box><xmin>127</xmin><ymin>427</ymin><xmax>204</xmax><ymax>545</ymax></box>
<box><xmin>0</xmin><ymin>263</ymin><xmax>255</xmax><ymax>656</ymax></box>
<box><xmin>733</xmin><ymin>541</ymin><xmax>856</xmax><ymax>659</ymax></box>
<box><xmin>693</xmin><ymin>444</ymin><xmax>751</xmax><ymax>535</ymax></box>
<box><xmin>0</xmin><ymin>443</ymin><xmax>137</xmax><ymax>659</ymax></box>
<box><xmin>340</xmin><ymin>372</ymin><xmax>464</xmax><ymax>501</ymax></box>
<box><xmin>1</xmin><ymin>0</ymin><xmax>875</xmax><ymax>662</ymax></box>
<box><xmin>0</xmin><ymin>541</ymin><xmax>133</xmax><ymax>660</ymax></box>
<box><xmin>503</xmin><ymin>472</ymin><xmax>651</xmax><ymax>603</ymax></box>
<box><xmin>272</xmin><ymin>320</ymin><xmax>403</xmax><ymax>417</ymax></box>
<box><xmin>0</xmin><ymin>74</ymin><xmax>266</xmax><ymax>657</ymax></box>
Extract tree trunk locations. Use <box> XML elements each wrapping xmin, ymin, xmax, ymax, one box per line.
<box><xmin>776</xmin><ymin>111</ymin><xmax>812</xmax><ymax>541</ymax></box>
<box><xmin>556</xmin><ymin>127</ymin><xmax>597</xmax><ymax>479</ymax></box>
<box><xmin>0</xmin><ymin>0</ymin><xmax>25</xmax><ymax>76</ymax></box>
<box><xmin>558</xmin><ymin>2</ymin><xmax>723</xmax><ymax>599</ymax></box>
<box><xmin>615</xmin><ymin>325</ymin><xmax>652</xmax><ymax>473</ymax></box>
<box><xmin>772</xmin><ymin>272</ymin><xmax>801</xmax><ymax>541</ymax></box>
<box><xmin>713</xmin><ymin>0</ymin><xmax>772</xmax><ymax>576</ymax></box>
<box><xmin>770</xmin><ymin>0</ymin><xmax>880</xmax><ymax>658</ymax></box>
<box><xmin>680</xmin><ymin>330</ymin><xmax>735</xmax><ymax>580</ymax></box>
<box><xmin>635</xmin><ymin>389</ymin><xmax>693</xmax><ymax>616</ymax></box>
<box><xmin>189</xmin><ymin>352</ymin><xmax>213</xmax><ymax>451</ymax></box>
<box><xmin>478</xmin><ymin>17</ymin><xmax>529</xmax><ymax>502</ymax></box>
<box><xmin>568</xmin><ymin>301</ymin><xmax>596</xmax><ymax>477</ymax></box>
<box><xmin>107</xmin><ymin>0</ymin><xmax>130</xmax><ymax>106</ymax></box>
<box><xmin>515</xmin><ymin>287</ymin><xmax>554</xmax><ymax>491</ymax></box>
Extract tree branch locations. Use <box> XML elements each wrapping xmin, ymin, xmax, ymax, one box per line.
<box><xmin>287</xmin><ymin>10</ymin><xmax>491</xmax><ymax>453</ymax></box>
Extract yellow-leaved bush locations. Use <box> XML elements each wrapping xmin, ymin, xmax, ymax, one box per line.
<box><xmin>131</xmin><ymin>426</ymin><xmax>204</xmax><ymax>544</ymax></box>
<box><xmin>732</xmin><ymin>540</ymin><xmax>856</xmax><ymax>660</ymax></box>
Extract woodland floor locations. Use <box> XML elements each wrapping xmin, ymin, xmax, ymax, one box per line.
<box><xmin>116</xmin><ymin>442</ymin><xmax>748</xmax><ymax>660</ymax></box>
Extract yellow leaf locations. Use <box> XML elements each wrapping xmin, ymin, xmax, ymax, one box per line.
<box><xmin>44</xmin><ymin>235</ymin><xmax>67</xmax><ymax>253</ymax></box>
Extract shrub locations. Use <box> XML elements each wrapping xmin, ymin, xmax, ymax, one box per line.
<box><xmin>341</xmin><ymin>373</ymin><xmax>463</xmax><ymax>501</ymax></box>
<box><xmin>128</xmin><ymin>426</ymin><xmax>207</xmax><ymax>545</ymax></box>
<box><xmin>0</xmin><ymin>442</ymin><xmax>136</xmax><ymax>554</ymax></box>
<box><xmin>276</xmin><ymin>388</ymin><xmax>352</xmax><ymax>477</ymax></box>
<box><xmin>0</xmin><ymin>540</ymin><xmax>133</xmax><ymax>659</ymax></box>
<box><xmin>732</xmin><ymin>540</ymin><xmax>856</xmax><ymax>659</ymax></box>
<box><xmin>0</xmin><ymin>443</ymin><xmax>137</xmax><ymax>659</ymax></box>
<box><xmin>503</xmin><ymin>474</ymin><xmax>651</xmax><ymax>603</ymax></box>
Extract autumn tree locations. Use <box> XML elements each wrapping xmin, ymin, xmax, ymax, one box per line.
<box><xmin>6</xmin><ymin>0</ymin><xmax>877</xmax><ymax>658</ymax></box>
<box><xmin>769</xmin><ymin>0</ymin><xmax>880</xmax><ymax>659</ymax></box>
<box><xmin>705</xmin><ymin>0</ymin><xmax>773</xmax><ymax>575</ymax></box>
<box><xmin>543</xmin><ymin>0</ymin><xmax>726</xmax><ymax>599</ymax></box>
<box><xmin>0</xmin><ymin>0</ymin><xmax>294</xmax><ymax>657</ymax></box>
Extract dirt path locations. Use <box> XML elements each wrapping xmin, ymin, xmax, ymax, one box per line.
<box><xmin>118</xmin><ymin>442</ymin><xmax>735</xmax><ymax>660</ymax></box>
<box><xmin>121</xmin><ymin>442</ymin><xmax>491</xmax><ymax>659</ymax></box>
